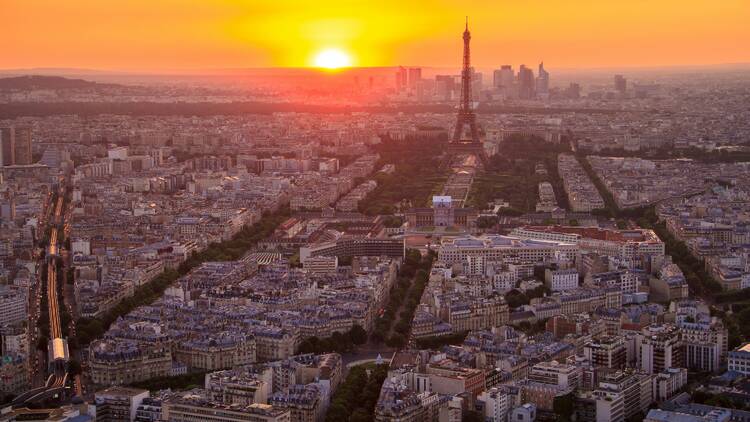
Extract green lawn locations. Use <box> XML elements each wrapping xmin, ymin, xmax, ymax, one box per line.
<box><xmin>360</xmin><ymin>134</ymin><xmax>448</xmax><ymax>215</ymax></box>
<box><xmin>466</xmin><ymin>135</ymin><xmax>571</xmax><ymax>212</ymax></box>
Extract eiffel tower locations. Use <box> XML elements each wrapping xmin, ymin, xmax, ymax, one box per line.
<box><xmin>448</xmin><ymin>17</ymin><xmax>488</xmax><ymax>166</ymax></box>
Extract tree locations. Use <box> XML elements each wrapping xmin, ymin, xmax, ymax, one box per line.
<box><xmin>738</xmin><ymin>308</ymin><xmax>750</xmax><ymax>326</ymax></box>
<box><xmin>476</xmin><ymin>216</ymin><xmax>498</xmax><ymax>228</ymax></box>
<box><xmin>325</xmin><ymin>363</ymin><xmax>388</xmax><ymax>422</ymax></box>
<box><xmin>297</xmin><ymin>336</ymin><xmax>320</xmax><ymax>354</ymax></box>
<box><xmin>627</xmin><ymin>412</ymin><xmax>646</xmax><ymax>422</ymax></box>
<box><xmin>527</xmin><ymin>285</ymin><xmax>548</xmax><ymax>299</ymax></box>
<box><xmin>498</xmin><ymin>208</ymin><xmax>524</xmax><ymax>217</ymax></box>
<box><xmin>505</xmin><ymin>290</ymin><xmax>529</xmax><ymax>308</ymax></box>
<box><xmin>394</xmin><ymin>320</ymin><xmax>410</xmax><ymax>335</ymax></box>
<box><xmin>416</xmin><ymin>331</ymin><xmax>468</xmax><ymax>349</ymax></box>
<box><xmin>706</xmin><ymin>395</ymin><xmax>734</xmax><ymax>408</ymax></box>
<box><xmin>325</xmin><ymin>402</ymin><xmax>349</xmax><ymax>422</ymax></box>
<box><xmin>370</xmin><ymin>330</ymin><xmax>385</xmax><ymax>344</ymax></box>
<box><xmin>553</xmin><ymin>392</ymin><xmax>575</xmax><ymax>422</ymax></box>
<box><xmin>386</xmin><ymin>333</ymin><xmax>406</xmax><ymax>348</ymax></box>
<box><xmin>691</xmin><ymin>390</ymin><xmax>710</xmax><ymax>403</ymax></box>
<box><xmin>36</xmin><ymin>336</ymin><xmax>48</xmax><ymax>352</ymax></box>
<box><xmin>350</xmin><ymin>324</ymin><xmax>367</xmax><ymax>345</ymax></box>
<box><xmin>67</xmin><ymin>359</ymin><xmax>82</xmax><ymax>376</ymax></box>
<box><xmin>350</xmin><ymin>409</ymin><xmax>373</xmax><ymax>422</ymax></box>
<box><xmin>381</xmin><ymin>215</ymin><xmax>403</xmax><ymax>228</ymax></box>
<box><xmin>463</xmin><ymin>410</ymin><xmax>484</xmax><ymax>422</ymax></box>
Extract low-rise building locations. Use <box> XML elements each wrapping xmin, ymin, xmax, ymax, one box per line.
<box><xmin>728</xmin><ymin>343</ymin><xmax>750</xmax><ymax>375</ymax></box>
<box><xmin>94</xmin><ymin>386</ymin><xmax>150</xmax><ymax>422</ymax></box>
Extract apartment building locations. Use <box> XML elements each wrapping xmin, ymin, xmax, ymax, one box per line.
<box><xmin>89</xmin><ymin>340</ymin><xmax>172</xmax><ymax>386</ymax></box>
<box><xmin>162</xmin><ymin>397</ymin><xmax>290</xmax><ymax>422</ymax></box>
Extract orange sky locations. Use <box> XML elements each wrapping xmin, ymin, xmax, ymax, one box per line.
<box><xmin>2</xmin><ymin>0</ymin><xmax>749</xmax><ymax>71</ymax></box>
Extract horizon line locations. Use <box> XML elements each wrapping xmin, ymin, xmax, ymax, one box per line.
<box><xmin>1</xmin><ymin>61</ymin><xmax>750</xmax><ymax>76</ymax></box>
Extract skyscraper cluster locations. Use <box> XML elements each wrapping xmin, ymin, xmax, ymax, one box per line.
<box><xmin>395</xmin><ymin>66</ymin><xmax>423</xmax><ymax>92</ymax></box>
<box><xmin>0</xmin><ymin>126</ymin><xmax>33</xmax><ymax>166</ymax></box>
<box><xmin>492</xmin><ymin>62</ymin><xmax>550</xmax><ymax>100</ymax></box>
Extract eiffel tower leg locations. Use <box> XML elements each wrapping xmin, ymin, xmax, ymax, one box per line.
<box><xmin>469</xmin><ymin>120</ymin><xmax>479</xmax><ymax>144</ymax></box>
<box><xmin>452</xmin><ymin>121</ymin><xmax>464</xmax><ymax>142</ymax></box>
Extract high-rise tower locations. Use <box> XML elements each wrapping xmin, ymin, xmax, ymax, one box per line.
<box><xmin>0</xmin><ymin>127</ymin><xmax>16</xmax><ymax>166</ymax></box>
<box><xmin>448</xmin><ymin>18</ymin><xmax>487</xmax><ymax>164</ymax></box>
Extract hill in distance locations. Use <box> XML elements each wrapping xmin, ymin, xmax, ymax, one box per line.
<box><xmin>0</xmin><ymin>75</ymin><xmax>120</xmax><ymax>90</ymax></box>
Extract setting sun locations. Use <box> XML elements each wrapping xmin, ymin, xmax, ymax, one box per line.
<box><xmin>313</xmin><ymin>48</ymin><xmax>352</xmax><ymax>69</ymax></box>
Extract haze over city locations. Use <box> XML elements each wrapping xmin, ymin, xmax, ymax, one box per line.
<box><xmin>2</xmin><ymin>2</ymin><xmax>750</xmax><ymax>422</ymax></box>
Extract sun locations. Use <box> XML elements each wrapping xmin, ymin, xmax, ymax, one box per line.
<box><xmin>313</xmin><ymin>48</ymin><xmax>352</xmax><ymax>69</ymax></box>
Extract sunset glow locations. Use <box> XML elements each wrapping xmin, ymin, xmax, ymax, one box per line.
<box><xmin>313</xmin><ymin>49</ymin><xmax>352</xmax><ymax>69</ymax></box>
<box><xmin>1</xmin><ymin>0</ymin><xmax>749</xmax><ymax>71</ymax></box>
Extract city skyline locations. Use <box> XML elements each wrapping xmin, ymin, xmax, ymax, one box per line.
<box><xmin>3</xmin><ymin>1</ymin><xmax>750</xmax><ymax>420</ymax></box>
<box><xmin>2</xmin><ymin>0</ymin><xmax>750</xmax><ymax>71</ymax></box>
